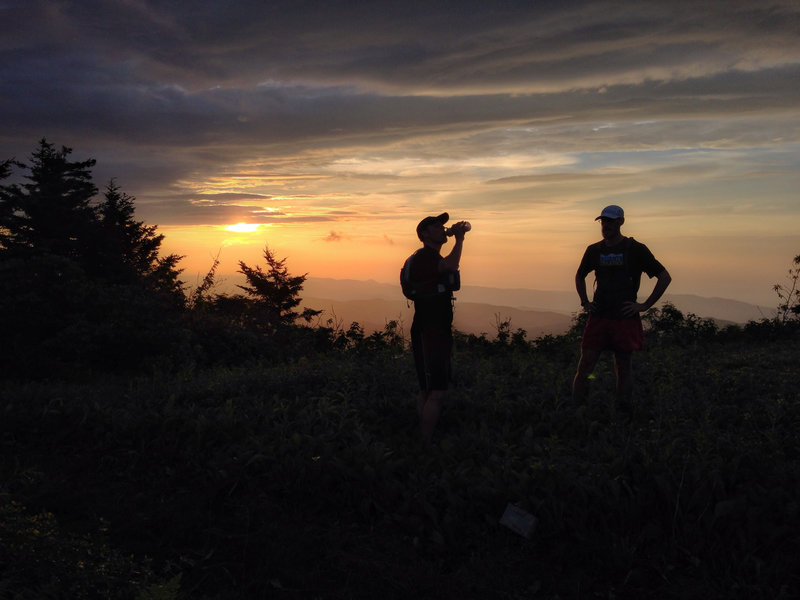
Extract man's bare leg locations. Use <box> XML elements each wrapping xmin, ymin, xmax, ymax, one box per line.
<box><xmin>573</xmin><ymin>348</ymin><xmax>601</xmax><ymax>403</ymax></box>
<box><xmin>417</xmin><ymin>391</ymin><xmax>427</xmax><ymax>418</ymax></box>
<box><xmin>420</xmin><ymin>389</ymin><xmax>447</xmax><ymax>442</ymax></box>
<box><xmin>613</xmin><ymin>351</ymin><xmax>634</xmax><ymax>412</ymax></box>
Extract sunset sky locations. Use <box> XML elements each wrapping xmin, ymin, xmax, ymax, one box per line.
<box><xmin>2</xmin><ymin>0</ymin><xmax>798</xmax><ymax>306</ymax></box>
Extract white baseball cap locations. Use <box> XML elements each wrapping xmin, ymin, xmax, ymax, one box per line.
<box><xmin>595</xmin><ymin>205</ymin><xmax>624</xmax><ymax>220</ymax></box>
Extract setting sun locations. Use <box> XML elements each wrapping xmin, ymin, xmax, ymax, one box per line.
<box><xmin>225</xmin><ymin>223</ymin><xmax>261</xmax><ymax>233</ymax></box>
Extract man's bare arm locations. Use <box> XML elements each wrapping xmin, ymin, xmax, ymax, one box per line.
<box><xmin>622</xmin><ymin>269</ymin><xmax>672</xmax><ymax>316</ymax></box>
<box><xmin>440</xmin><ymin>222</ymin><xmax>467</xmax><ymax>272</ymax></box>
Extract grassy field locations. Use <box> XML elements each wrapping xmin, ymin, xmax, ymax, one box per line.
<box><xmin>2</xmin><ymin>326</ymin><xmax>799</xmax><ymax>599</ymax></box>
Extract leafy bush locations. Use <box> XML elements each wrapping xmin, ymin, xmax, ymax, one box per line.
<box><xmin>774</xmin><ymin>254</ymin><xmax>800</xmax><ymax>323</ymax></box>
<box><xmin>2</xmin><ymin>328</ymin><xmax>798</xmax><ymax>599</ymax></box>
<box><xmin>642</xmin><ymin>301</ymin><xmax>719</xmax><ymax>345</ymax></box>
<box><xmin>0</xmin><ymin>497</ymin><xmax>173</xmax><ymax>599</ymax></box>
<box><xmin>0</xmin><ymin>254</ymin><xmax>188</xmax><ymax>380</ymax></box>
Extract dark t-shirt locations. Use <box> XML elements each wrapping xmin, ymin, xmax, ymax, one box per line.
<box><xmin>409</xmin><ymin>246</ymin><xmax>454</xmax><ymax>331</ymax></box>
<box><xmin>577</xmin><ymin>237</ymin><xmax>665</xmax><ymax>318</ymax></box>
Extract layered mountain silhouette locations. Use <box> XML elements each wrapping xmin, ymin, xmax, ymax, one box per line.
<box><xmin>301</xmin><ymin>278</ymin><xmax>773</xmax><ymax>337</ymax></box>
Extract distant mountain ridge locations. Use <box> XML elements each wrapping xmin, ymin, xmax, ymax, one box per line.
<box><xmin>301</xmin><ymin>277</ymin><xmax>774</xmax><ymax>336</ymax></box>
<box><xmin>303</xmin><ymin>296</ymin><xmax>574</xmax><ymax>339</ymax></box>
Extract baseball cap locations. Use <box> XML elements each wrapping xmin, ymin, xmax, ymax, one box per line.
<box><xmin>595</xmin><ymin>205</ymin><xmax>624</xmax><ymax>220</ymax></box>
<box><xmin>416</xmin><ymin>212</ymin><xmax>449</xmax><ymax>237</ymax></box>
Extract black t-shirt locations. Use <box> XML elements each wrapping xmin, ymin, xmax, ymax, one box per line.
<box><xmin>577</xmin><ymin>237</ymin><xmax>665</xmax><ymax>318</ymax></box>
<box><xmin>409</xmin><ymin>246</ymin><xmax>454</xmax><ymax>331</ymax></box>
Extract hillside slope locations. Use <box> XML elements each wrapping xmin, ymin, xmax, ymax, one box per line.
<box><xmin>302</xmin><ymin>278</ymin><xmax>773</xmax><ymax>334</ymax></box>
<box><xmin>303</xmin><ymin>297</ymin><xmax>574</xmax><ymax>338</ymax></box>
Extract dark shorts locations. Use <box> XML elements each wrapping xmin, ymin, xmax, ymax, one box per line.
<box><xmin>411</xmin><ymin>327</ymin><xmax>452</xmax><ymax>391</ymax></box>
<box><xmin>581</xmin><ymin>315</ymin><xmax>644</xmax><ymax>353</ymax></box>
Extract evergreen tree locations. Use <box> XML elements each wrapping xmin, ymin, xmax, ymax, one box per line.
<box><xmin>0</xmin><ymin>139</ymin><xmax>99</xmax><ymax>268</ymax></box>
<box><xmin>237</xmin><ymin>245</ymin><xmax>321</xmax><ymax>332</ymax></box>
<box><xmin>0</xmin><ymin>141</ymin><xmax>188</xmax><ymax>377</ymax></box>
<box><xmin>97</xmin><ymin>180</ymin><xmax>185</xmax><ymax>305</ymax></box>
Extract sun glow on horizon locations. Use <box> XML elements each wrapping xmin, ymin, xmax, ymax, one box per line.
<box><xmin>225</xmin><ymin>223</ymin><xmax>261</xmax><ymax>233</ymax></box>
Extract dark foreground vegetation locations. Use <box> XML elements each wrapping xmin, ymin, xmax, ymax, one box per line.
<box><xmin>2</xmin><ymin>141</ymin><xmax>799</xmax><ymax>598</ymax></box>
<box><xmin>2</xmin><ymin>319</ymin><xmax>799</xmax><ymax>599</ymax></box>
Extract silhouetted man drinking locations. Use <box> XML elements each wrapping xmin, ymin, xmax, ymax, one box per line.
<box><xmin>402</xmin><ymin>212</ymin><xmax>469</xmax><ymax>442</ymax></box>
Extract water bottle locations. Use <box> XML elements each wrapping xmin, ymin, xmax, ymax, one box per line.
<box><xmin>445</xmin><ymin>222</ymin><xmax>471</xmax><ymax>236</ymax></box>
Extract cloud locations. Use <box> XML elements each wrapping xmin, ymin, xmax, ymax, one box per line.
<box><xmin>137</xmin><ymin>194</ymin><xmax>344</xmax><ymax>226</ymax></box>
<box><xmin>323</xmin><ymin>230</ymin><xmax>348</xmax><ymax>242</ymax></box>
<box><xmin>1</xmin><ymin>0</ymin><xmax>799</xmax><ymax>308</ymax></box>
<box><xmin>22</xmin><ymin>0</ymin><xmax>789</xmax><ymax>96</ymax></box>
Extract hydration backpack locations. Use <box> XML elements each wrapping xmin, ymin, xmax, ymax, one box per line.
<box><xmin>400</xmin><ymin>249</ymin><xmax>460</xmax><ymax>300</ymax></box>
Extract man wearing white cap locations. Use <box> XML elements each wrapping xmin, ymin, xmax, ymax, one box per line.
<box><xmin>572</xmin><ymin>205</ymin><xmax>672</xmax><ymax>413</ymax></box>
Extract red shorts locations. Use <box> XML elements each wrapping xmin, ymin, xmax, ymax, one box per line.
<box><xmin>581</xmin><ymin>315</ymin><xmax>644</xmax><ymax>353</ymax></box>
